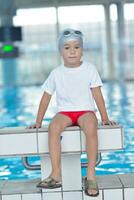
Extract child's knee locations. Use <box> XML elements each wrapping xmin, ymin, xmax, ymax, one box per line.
<box><xmin>83</xmin><ymin>121</ymin><xmax>97</xmax><ymax>137</ymax></box>
<box><xmin>48</xmin><ymin>121</ymin><xmax>62</xmax><ymax>133</ymax></box>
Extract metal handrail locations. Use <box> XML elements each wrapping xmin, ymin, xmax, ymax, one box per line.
<box><xmin>21</xmin><ymin>157</ymin><xmax>40</xmax><ymax>170</ymax></box>
<box><xmin>96</xmin><ymin>152</ymin><xmax>102</xmax><ymax>166</ymax></box>
<box><xmin>22</xmin><ymin>152</ymin><xmax>102</xmax><ymax>170</ymax></box>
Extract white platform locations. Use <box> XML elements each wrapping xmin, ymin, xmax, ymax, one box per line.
<box><xmin>0</xmin><ymin>125</ymin><xmax>124</xmax><ymax>199</ymax></box>
<box><xmin>0</xmin><ymin>125</ymin><xmax>123</xmax><ymax>157</ymax></box>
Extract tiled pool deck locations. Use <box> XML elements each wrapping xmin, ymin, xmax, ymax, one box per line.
<box><xmin>0</xmin><ymin>174</ymin><xmax>134</xmax><ymax>200</ymax></box>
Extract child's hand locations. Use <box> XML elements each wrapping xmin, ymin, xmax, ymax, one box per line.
<box><xmin>102</xmin><ymin>120</ymin><xmax>117</xmax><ymax>126</ymax></box>
<box><xmin>27</xmin><ymin>122</ymin><xmax>41</xmax><ymax>129</ymax></box>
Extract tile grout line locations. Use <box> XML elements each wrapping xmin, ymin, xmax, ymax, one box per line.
<box><xmin>117</xmin><ymin>175</ymin><xmax>125</xmax><ymax>200</ymax></box>
<box><xmin>102</xmin><ymin>189</ymin><xmax>104</xmax><ymax>200</ymax></box>
<box><xmin>36</xmin><ymin>128</ymin><xmax>40</xmax><ymax>154</ymax></box>
<box><xmin>41</xmin><ymin>191</ymin><xmax>43</xmax><ymax>200</ymax></box>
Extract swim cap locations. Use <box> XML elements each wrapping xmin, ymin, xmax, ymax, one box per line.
<box><xmin>58</xmin><ymin>28</ymin><xmax>83</xmax><ymax>50</ymax></box>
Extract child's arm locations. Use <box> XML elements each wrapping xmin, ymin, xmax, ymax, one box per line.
<box><xmin>28</xmin><ymin>91</ymin><xmax>52</xmax><ymax>128</ymax></box>
<box><xmin>91</xmin><ymin>86</ymin><xmax>116</xmax><ymax>125</ymax></box>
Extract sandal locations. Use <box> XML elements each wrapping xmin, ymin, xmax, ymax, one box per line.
<box><xmin>84</xmin><ymin>177</ymin><xmax>99</xmax><ymax>197</ymax></box>
<box><xmin>37</xmin><ymin>176</ymin><xmax>62</xmax><ymax>189</ymax></box>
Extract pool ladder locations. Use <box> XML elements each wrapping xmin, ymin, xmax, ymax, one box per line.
<box><xmin>22</xmin><ymin>152</ymin><xmax>102</xmax><ymax>170</ymax></box>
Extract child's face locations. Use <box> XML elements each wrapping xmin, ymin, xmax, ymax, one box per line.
<box><xmin>60</xmin><ymin>40</ymin><xmax>83</xmax><ymax>67</ymax></box>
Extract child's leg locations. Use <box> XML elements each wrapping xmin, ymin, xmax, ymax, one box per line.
<box><xmin>48</xmin><ymin>113</ymin><xmax>72</xmax><ymax>181</ymax></box>
<box><xmin>77</xmin><ymin>112</ymin><xmax>98</xmax><ymax>195</ymax></box>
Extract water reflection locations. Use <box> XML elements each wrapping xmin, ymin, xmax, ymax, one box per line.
<box><xmin>2</xmin><ymin>59</ymin><xmax>17</xmax><ymax>86</ymax></box>
<box><xmin>0</xmin><ymin>86</ymin><xmax>21</xmax><ymax>127</ymax></box>
<box><xmin>96</xmin><ymin>81</ymin><xmax>134</xmax><ymax>175</ymax></box>
<box><xmin>0</xmin><ymin>81</ymin><xmax>134</xmax><ymax>179</ymax></box>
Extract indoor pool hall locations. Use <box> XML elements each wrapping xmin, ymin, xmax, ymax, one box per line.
<box><xmin>0</xmin><ymin>0</ymin><xmax>134</xmax><ymax>199</ymax></box>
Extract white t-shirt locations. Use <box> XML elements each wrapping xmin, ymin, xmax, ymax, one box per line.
<box><xmin>42</xmin><ymin>61</ymin><xmax>103</xmax><ymax>112</ymax></box>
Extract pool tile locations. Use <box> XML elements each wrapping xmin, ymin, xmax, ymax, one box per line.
<box><xmin>61</xmin><ymin>154</ymin><xmax>82</xmax><ymax>191</ymax></box>
<box><xmin>0</xmin><ymin>133</ymin><xmax>38</xmax><ymax>156</ymax></box>
<box><xmin>118</xmin><ymin>173</ymin><xmax>134</xmax><ymax>187</ymax></box>
<box><xmin>42</xmin><ymin>192</ymin><xmax>62</xmax><ymax>200</ymax></box>
<box><xmin>22</xmin><ymin>193</ymin><xmax>42</xmax><ymax>200</ymax></box>
<box><xmin>97</xmin><ymin>175</ymin><xmax>122</xmax><ymax>189</ymax></box>
<box><xmin>2</xmin><ymin>194</ymin><xmax>21</xmax><ymax>200</ymax></box>
<box><xmin>61</xmin><ymin>130</ymin><xmax>81</xmax><ymax>152</ymax></box>
<box><xmin>124</xmin><ymin>188</ymin><xmax>134</xmax><ymax>200</ymax></box>
<box><xmin>0</xmin><ymin>181</ymin><xmax>7</xmax><ymax>191</ymax></box>
<box><xmin>63</xmin><ymin>191</ymin><xmax>83</xmax><ymax>200</ymax></box>
<box><xmin>37</xmin><ymin>132</ymin><xmax>49</xmax><ymax>153</ymax></box>
<box><xmin>1</xmin><ymin>179</ymin><xmax>41</xmax><ymax>194</ymax></box>
<box><xmin>104</xmin><ymin>189</ymin><xmax>123</xmax><ymax>200</ymax></box>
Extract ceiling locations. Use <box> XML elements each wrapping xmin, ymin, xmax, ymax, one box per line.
<box><xmin>0</xmin><ymin>0</ymin><xmax>133</xmax><ymax>15</ymax></box>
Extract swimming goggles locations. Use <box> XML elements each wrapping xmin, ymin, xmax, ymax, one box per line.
<box><xmin>63</xmin><ymin>30</ymin><xmax>82</xmax><ymax>37</ymax></box>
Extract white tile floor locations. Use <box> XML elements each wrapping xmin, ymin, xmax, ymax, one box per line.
<box><xmin>0</xmin><ymin>174</ymin><xmax>134</xmax><ymax>200</ymax></box>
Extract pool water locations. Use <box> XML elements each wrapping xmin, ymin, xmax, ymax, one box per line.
<box><xmin>0</xmin><ymin>81</ymin><xmax>134</xmax><ymax>180</ymax></box>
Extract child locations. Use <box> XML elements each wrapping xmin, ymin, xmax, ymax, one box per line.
<box><xmin>29</xmin><ymin>28</ymin><xmax>116</xmax><ymax>197</ymax></box>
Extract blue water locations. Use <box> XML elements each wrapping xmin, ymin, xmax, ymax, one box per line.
<box><xmin>0</xmin><ymin>81</ymin><xmax>134</xmax><ymax>180</ymax></box>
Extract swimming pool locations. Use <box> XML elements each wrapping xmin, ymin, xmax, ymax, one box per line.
<box><xmin>0</xmin><ymin>81</ymin><xmax>134</xmax><ymax>179</ymax></box>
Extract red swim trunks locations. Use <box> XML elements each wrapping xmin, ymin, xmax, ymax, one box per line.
<box><xmin>59</xmin><ymin>110</ymin><xmax>95</xmax><ymax>126</ymax></box>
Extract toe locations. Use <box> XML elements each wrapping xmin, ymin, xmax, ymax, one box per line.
<box><xmin>88</xmin><ymin>189</ymin><xmax>98</xmax><ymax>196</ymax></box>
